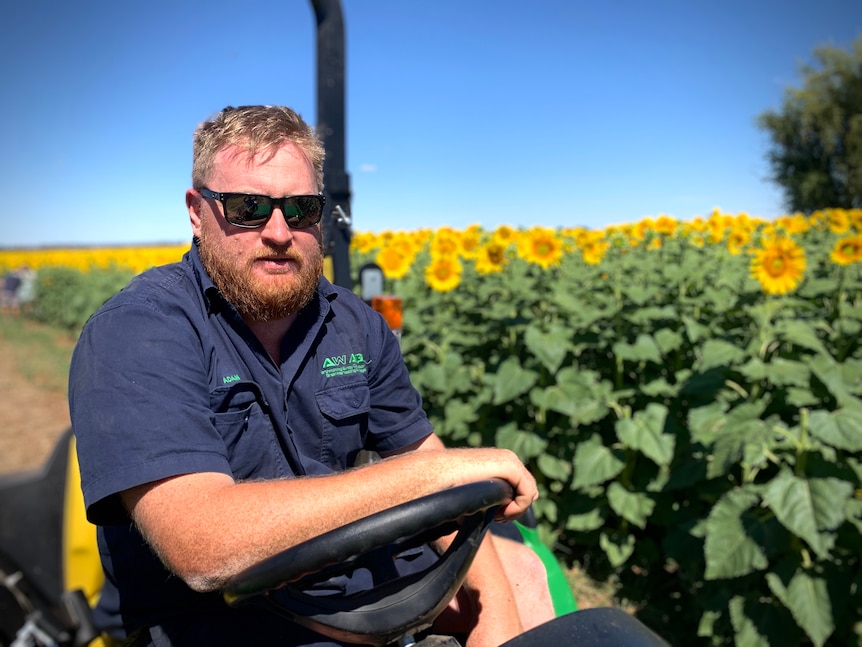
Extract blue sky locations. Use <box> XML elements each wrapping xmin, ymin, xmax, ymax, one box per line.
<box><xmin>2</xmin><ymin>0</ymin><xmax>860</xmax><ymax>248</ymax></box>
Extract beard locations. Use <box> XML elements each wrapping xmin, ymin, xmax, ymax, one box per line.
<box><xmin>197</xmin><ymin>222</ymin><xmax>324</xmax><ymax>322</ymax></box>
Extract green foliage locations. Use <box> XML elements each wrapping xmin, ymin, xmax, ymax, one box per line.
<box><xmin>29</xmin><ymin>265</ymin><xmax>133</xmax><ymax>334</ymax></box>
<box><xmin>758</xmin><ymin>36</ymin><xmax>862</xmax><ymax>212</ymax></box>
<box><xmin>0</xmin><ymin>314</ymin><xmax>75</xmax><ymax>393</ymax></box>
<box><xmin>357</xmin><ymin>235</ymin><xmax>862</xmax><ymax>646</ymax></box>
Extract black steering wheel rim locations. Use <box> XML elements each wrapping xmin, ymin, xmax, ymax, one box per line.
<box><xmin>222</xmin><ymin>478</ymin><xmax>513</xmax><ymax>646</ymax></box>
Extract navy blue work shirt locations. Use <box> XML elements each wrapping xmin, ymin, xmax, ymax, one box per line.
<box><xmin>69</xmin><ymin>243</ymin><xmax>434</xmax><ymax>646</ymax></box>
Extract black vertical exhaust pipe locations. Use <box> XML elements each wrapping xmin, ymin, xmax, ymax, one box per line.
<box><xmin>310</xmin><ymin>0</ymin><xmax>352</xmax><ymax>288</ymax></box>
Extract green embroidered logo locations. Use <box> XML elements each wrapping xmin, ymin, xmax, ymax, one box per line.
<box><xmin>321</xmin><ymin>353</ymin><xmax>368</xmax><ymax>378</ymax></box>
<box><xmin>223</xmin><ymin>374</ymin><xmax>241</xmax><ymax>384</ymax></box>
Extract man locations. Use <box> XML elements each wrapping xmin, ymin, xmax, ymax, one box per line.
<box><xmin>70</xmin><ymin>105</ymin><xmax>553</xmax><ymax>646</ymax></box>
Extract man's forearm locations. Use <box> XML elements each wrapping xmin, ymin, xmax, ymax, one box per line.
<box><xmin>123</xmin><ymin>444</ymin><xmax>536</xmax><ymax>591</ymax></box>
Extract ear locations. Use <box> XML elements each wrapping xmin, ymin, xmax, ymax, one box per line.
<box><xmin>186</xmin><ymin>189</ymin><xmax>203</xmax><ymax>238</ymax></box>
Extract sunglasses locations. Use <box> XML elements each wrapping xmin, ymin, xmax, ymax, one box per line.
<box><xmin>200</xmin><ymin>188</ymin><xmax>325</xmax><ymax>229</ymax></box>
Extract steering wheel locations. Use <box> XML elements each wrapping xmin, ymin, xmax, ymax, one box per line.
<box><xmin>222</xmin><ymin>478</ymin><xmax>513</xmax><ymax>646</ymax></box>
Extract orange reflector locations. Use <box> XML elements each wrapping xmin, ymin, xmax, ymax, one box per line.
<box><xmin>372</xmin><ymin>295</ymin><xmax>403</xmax><ymax>332</ymax></box>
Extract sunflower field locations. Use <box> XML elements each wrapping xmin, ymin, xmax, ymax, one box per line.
<box><xmin>3</xmin><ymin>208</ymin><xmax>862</xmax><ymax>645</ymax></box>
<box><xmin>0</xmin><ymin>244</ymin><xmax>188</xmax><ymax>332</ymax></box>
<box><xmin>351</xmin><ymin>208</ymin><xmax>862</xmax><ymax>647</ymax></box>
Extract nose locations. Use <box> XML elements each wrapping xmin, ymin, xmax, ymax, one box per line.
<box><xmin>259</xmin><ymin>205</ymin><xmax>295</xmax><ymax>244</ymax></box>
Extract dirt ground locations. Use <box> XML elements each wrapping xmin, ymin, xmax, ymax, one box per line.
<box><xmin>0</xmin><ymin>340</ymin><xmax>70</xmax><ymax>474</ymax></box>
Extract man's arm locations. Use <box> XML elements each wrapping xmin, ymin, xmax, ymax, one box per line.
<box><xmin>121</xmin><ymin>442</ymin><xmax>536</xmax><ymax>593</ymax></box>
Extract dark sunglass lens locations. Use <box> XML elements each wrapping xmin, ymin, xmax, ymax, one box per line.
<box><xmin>289</xmin><ymin>196</ymin><xmax>324</xmax><ymax>228</ymax></box>
<box><xmin>225</xmin><ymin>195</ymin><xmax>272</xmax><ymax>226</ymax></box>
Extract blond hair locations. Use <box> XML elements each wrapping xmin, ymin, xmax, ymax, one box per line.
<box><xmin>191</xmin><ymin>105</ymin><xmax>325</xmax><ymax>191</ymax></box>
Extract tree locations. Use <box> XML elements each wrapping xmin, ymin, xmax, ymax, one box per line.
<box><xmin>758</xmin><ymin>36</ymin><xmax>862</xmax><ymax>212</ymax></box>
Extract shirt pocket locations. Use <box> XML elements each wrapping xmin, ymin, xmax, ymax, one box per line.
<box><xmin>209</xmin><ymin>381</ymin><xmax>285</xmax><ymax>479</ymax></box>
<box><xmin>315</xmin><ymin>382</ymin><xmax>371</xmax><ymax>469</ymax></box>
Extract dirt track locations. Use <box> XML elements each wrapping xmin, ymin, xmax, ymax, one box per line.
<box><xmin>0</xmin><ymin>339</ymin><xmax>70</xmax><ymax>474</ymax></box>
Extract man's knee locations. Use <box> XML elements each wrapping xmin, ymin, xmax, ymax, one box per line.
<box><xmin>494</xmin><ymin>535</ymin><xmax>548</xmax><ymax>583</ymax></box>
<box><xmin>491</xmin><ymin>534</ymin><xmax>556</xmax><ymax>629</ymax></box>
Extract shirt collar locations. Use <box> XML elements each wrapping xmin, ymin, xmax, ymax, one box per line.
<box><xmin>187</xmin><ymin>241</ymin><xmax>227</xmax><ymax>315</ymax></box>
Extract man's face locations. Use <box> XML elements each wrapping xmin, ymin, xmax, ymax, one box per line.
<box><xmin>187</xmin><ymin>142</ymin><xmax>324</xmax><ymax>322</ymax></box>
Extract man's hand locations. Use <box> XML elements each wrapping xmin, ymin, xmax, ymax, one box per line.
<box><xmin>390</xmin><ymin>434</ymin><xmax>538</xmax><ymax>522</ymax></box>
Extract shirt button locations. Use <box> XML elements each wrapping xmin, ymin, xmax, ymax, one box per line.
<box><xmin>352</xmin><ymin>399</ymin><xmax>360</xmax><ymax>407</ymax></box>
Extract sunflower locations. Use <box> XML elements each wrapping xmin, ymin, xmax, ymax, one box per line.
<box><xmin>749</xmin><ymin>238</ymin><xmax>806</xmax><ymax>295</ymax></box>
<box><xmin>458</xmin><ymin>225</ymin><xmax>483</xmax><ymax>260</ymax></box>
<box><xmin>377</xmin><ymin>230</ymin><xmax>396</xmax><ymax>246</ymax></box>
<box><xmin>733</xmin><ymin>212</ymin><xmax>753</xmax><ymax>230</ymax></box>
<box><xmin>688</xmin><ymin>233</ymin><xmax>706</xmax><ymax>248</ymax></box>
<box><xmin>830</xmin><ymin>234</ymin><xmax>862</xmax><ymax>266</ymax></box>
<box><xmin>375</xmin><ymin>244</ymin><xmax>414</xmax><ymax>280</ymax></box>
<box><xmin>406</xmin><ymin>229</ymin><xmax>432</xmax><ymax>256</ymax></box>
<box><xmin>350</xmin><ymin>231</ymin><xmax>379</xmax><ymax>255</ymax></box>
<box><xmin>685</xmin><ymin>217</ymin><xmax>708</xmax><ymax>234</ymax></box>
<box><xmin>654</xmin><ymin>215</ymin><xmax>678</xmax><ymax>236</ymax></box>
<box><xmin>492</xmin><ymin>225</ymin><xmax>517</xmax><ymax>248</ymax></box>
<box><xmin>430</xmin><ymin>227</ymin><xmax>461</xmax><ymax>258</ymax></box>
<box><xmin>424</xmin><ymin>256</ymin><xmax>463</xmax><ymax>292</ymax></box>
<box><xmin>475</xmin><ymin>242</ymin><xmax>508</xmax><ymax>275</ymax></box>
<box><xmin>708</xmin><ymin>220</ymin><xmax>726</xmax><ymax>244</ymax></box>
<box><xmin>775</xmin><ymin>213</ymin><xmax>810</xmax><ymax>235</ymax></box>
<box><xmin>581</xmin><ymin>238</ymin><xmax>609</xmax><ymax>265</ymax></box>
<box><xmin>827</xmin><ymin>209</ymin><xmax>851</xmax><ymax>234</ymax></box>
<box><xmin>568</xmin><ymin>228</ymin><xmax>592</xmax><ymax>248</ymax></box>
<box><xmin>516</xmin><ymin>227</ymin><xmax>563</xmax><ymax>269</ymax></box>
<box><xmin>630</xmin><ymin>219</ymin><xmax>652</xmax><ymax>243</ymax></box>
<box><xmin>726</xmin><ymin>228</ymin><xmax>751</xmax><ymax>255</ymax></box>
